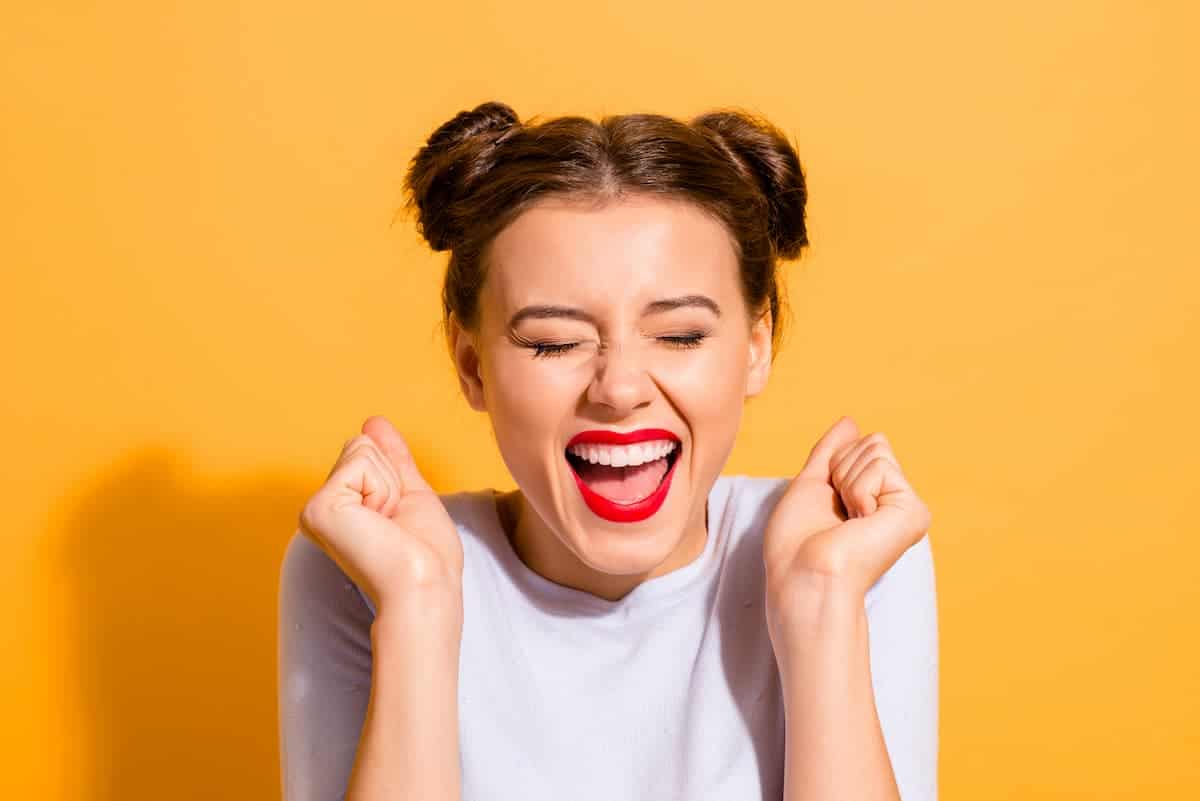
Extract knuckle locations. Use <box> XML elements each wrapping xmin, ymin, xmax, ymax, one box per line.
<box><xmin>349</xmin><ymin>450</ymin><xmax>375</xmax><ymax>471</ymax></box>
<box><xmin>298</xmin><ymin>497</ymin><xmax>323</xmax><ymax>531</ymax></box>
<box><xmin>341</xmin><ymin>434</ymin><xmax>371</xmax><ymax>453</ymax></box>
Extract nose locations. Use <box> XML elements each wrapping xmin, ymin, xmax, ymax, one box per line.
<box><xmin>585</xmin><ymin>340</ymin><xmax>654</xmax><ymax>416</ymax></box>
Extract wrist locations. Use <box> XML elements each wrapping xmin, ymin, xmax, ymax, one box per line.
<box><xmin>766</xmin><ymin>572</ymin><xmax>866</xmax><ymax>660</ymax></box>
<box><xmin>766</xmin><ymin>568</ymin><xmax>864</xmax><ymax>622</ymax></box>
<box><xmin>372</xmin><ymin>586</ymin><xmax>464</xmax><ymax>645</ymax></box>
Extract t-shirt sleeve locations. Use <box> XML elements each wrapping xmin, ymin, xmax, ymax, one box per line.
<box><xmin>864</xmin><ymin>532</ymin><xmax>940</xmax><ymax>801</ymax></box>
<box><xmin>277</xmin><ymin>530</ymin><xmax>375</xmax><ymax>801</ymax></box>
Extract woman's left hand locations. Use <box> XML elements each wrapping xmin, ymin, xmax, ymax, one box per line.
<box><xmin>762</xmin><ymin>415</ymin><xmax>932</xmax><ymax>610</ymax></box>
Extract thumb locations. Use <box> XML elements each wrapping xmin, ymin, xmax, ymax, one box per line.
<box><xmin>361</xmin><ymin>414</ymin><xmax>434</xmax><ymax>494</ymax></box>
<box><xmin>797</xmin><ymin>415</ymin><xmax>861</xmax><ymax>481</ymax></box>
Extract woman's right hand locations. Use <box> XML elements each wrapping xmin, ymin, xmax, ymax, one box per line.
<box><xmin>298</xmin><ymin>414</ymin><xmax>464</xmax><ymax>615</ymax></box>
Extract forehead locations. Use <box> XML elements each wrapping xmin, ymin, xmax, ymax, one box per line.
<box><xmin>481</xmin><ymin>194</ymin><xmax>741</xmax><ymax>318</ymax></box>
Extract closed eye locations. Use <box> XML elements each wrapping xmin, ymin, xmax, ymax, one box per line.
<box><xmin>525</xmin><ymin>332</ymin><xmax>708</xmax><ymax>359</ymax></box>
<box><xmin>658</xmin><ymin>332</ymin><xmax>707</xmax><ymax>349</ymax></box>
<box><xmin>530</xmin><ymin>341</ymin><xmax>578</xmax><ymax>358</ymax></box>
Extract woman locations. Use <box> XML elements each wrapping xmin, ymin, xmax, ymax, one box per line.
<box><xmin>278</xmin><ymin>101</ymin><xmax>938</xmax><ymax>801</ymax></box>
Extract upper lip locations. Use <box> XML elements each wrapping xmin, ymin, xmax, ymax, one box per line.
<box><xmin>566</xmin><ymin>428</ymin><xmax>681</xmax><ymax>448</ymax></box>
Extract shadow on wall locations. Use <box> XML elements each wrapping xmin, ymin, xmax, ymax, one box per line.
<box><xmin>57</xmin><ymin>443</ymin><xmax>451</xmax><ymax>801</ymax></box>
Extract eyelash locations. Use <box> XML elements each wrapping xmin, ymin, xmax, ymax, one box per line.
<box><xmin>528</xmin><ymin>332</ymin><xmax>709</xmax><ymax>359</ymax></box>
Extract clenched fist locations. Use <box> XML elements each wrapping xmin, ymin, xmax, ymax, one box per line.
<box><xmin>298</xmin><ymin>415</ymin><xmax>464</xmax><ymax>615</ymax></box>
<box><xmin>763</xmin><ymin>415</ymin><xmax>932</xmax><ymax>609</ymax></box>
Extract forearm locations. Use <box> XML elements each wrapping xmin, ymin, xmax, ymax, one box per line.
<box><xmin>772</xmin><ymin>575</ymin><xmax>901</xmax><ymax>801</ymax></box>
<box><xmin>347</xmin><ymin>592</ymin><xmax>464</xmax><ymax>801</ymax></box>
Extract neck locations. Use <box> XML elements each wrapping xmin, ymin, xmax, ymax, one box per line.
<box><xmin>494</xmin><ymin>488</ymin><xmax>709</xmax><ymax>603</ymax></box>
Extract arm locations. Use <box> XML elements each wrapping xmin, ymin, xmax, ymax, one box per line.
<box><xmin>775</xmin><ymin>534</ymin><xmax>939</xmax><ymax>801</ymax></box>
<box><xmin>278</xmin><ymin>531</ymin><xmax>375</xmax><ymax>801</ymax></box>
<box><xmin>346</xmin><ymin>591</ymin><xmax>464</xmax><ymax>801</ymax></box>
<box><xmin>277</xmin><ymin>531</ymin><xmax>465</xmax><ymax>801</ymax></box>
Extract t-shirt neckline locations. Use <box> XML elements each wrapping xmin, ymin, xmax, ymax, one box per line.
<box><xmin>477</xmin><ymin>476</ymin><xmax>730</xmax><ymax>619</ymax></box>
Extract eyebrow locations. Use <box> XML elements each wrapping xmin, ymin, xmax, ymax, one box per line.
<box><xmin>508</xmin><ymin>294</ymin><xmax>722</xmax><ymax>328</ymax></box>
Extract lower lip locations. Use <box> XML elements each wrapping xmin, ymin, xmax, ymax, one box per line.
<box><xmin>568</xmin><ymin>450</ymin><xmax>680</xmax><ymax>523</ymax></box>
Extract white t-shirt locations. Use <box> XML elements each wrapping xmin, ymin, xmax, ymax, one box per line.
<box><xmin>277</xmin><ymin>474</ymin><xmax>939</xmax><ymax>801</ymax></box>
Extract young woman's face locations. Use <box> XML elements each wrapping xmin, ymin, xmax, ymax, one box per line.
<box><xmin>451</xmin><ymin>193</ymin><xmax>772</xmax><ymax>600</ymax></box>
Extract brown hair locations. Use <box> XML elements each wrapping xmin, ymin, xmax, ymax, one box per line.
<box><xmin>398</xmin><ymin>101</ymin><xmax>808</xmax><ymax>358</ymax></box>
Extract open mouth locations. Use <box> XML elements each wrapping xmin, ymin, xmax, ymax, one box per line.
<box><xmin>564</xmin><ymin>441</ymin><xmax>681</xmax><ymax>503</ymax></box>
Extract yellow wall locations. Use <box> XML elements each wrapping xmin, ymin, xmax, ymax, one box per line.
<box><xmin>3</xmin><ymin>1</ymin><xmax>1196</xmax><ymax>798</ymax></box>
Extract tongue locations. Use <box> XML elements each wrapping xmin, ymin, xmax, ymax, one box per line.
<box><xmin>573</xmin><ymin>456</ymin><xmax>669</xmax><ymax>504</ymax></box>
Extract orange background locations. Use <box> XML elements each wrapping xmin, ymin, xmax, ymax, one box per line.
<box><xmin>3</xmin><ymin>1</ymin><xmax>1197</xmax><ymax>798</ymax></box>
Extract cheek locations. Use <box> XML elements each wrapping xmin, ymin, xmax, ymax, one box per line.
<box><xmin>485</xmin><ymin>393</ymin><xmax>555</xmax><ymax>493</ymax></box>
<box><xmin>482</xmin><ymin>355</ymin><xmax>582</xmax><ymax>468</ymax></box>
<box><xmin>673</xmin><ymin>347</ymin><xmax>749</xmax><ymax>457</ymax></box>
<box><xmin>663</xmin><ymin>343</ymin><xmax>747</xmax><ymax>411</ymax></box>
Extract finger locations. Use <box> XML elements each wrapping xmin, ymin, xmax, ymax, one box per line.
<box><xmin>330</xmin><ymin>444</ymin><xmax>393</xmax><ymax>515</ymax></box>
<box><xmin>845</xmin><ymin>458</ymin><xmax>890</xmax><ymax>517</ymax></box>
<box><xmin>797</xmin><ymin>415</ymin><xmax>861</xmax><ymax>481</ymax></box>
<box><xmin>856</xmin><ymin>458</ymin><xmax>919</xmax><ymax>519</ymax></box>
<box><xmin>362</xmin><ymin>415</ymin><xmax>434</xmax><ymax>494</ymax></box>
<box><xmin>345</xmin><ymin>435</ymin><xmax>404</xmax><ymax>499</ymax></box>
<box><xmin>346</xmin><ymin>440</ymin><xmax>400</xmax><ymax>517</ymax></box>
<box><xmin>324</xmin><ymin>437</ymin><xmax>357</xmax><ymax>482</ymax></box>
<box><xmin>830</xmin><ymin>436</ymin><xmax>869</xmax><ymax>488</ymax></box>
<box><xmin>840</xmin><ymin>437</ymin><xmax>902</xmax><ymax>492</ymax></box>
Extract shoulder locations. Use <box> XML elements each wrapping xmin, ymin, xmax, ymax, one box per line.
<box><xmin>865</xmin><ymin>530</ymin><xmax>937</xmax><ymax>613</ymax></box>
<box><xmin>713</xmin><ymin>474</ymin><xmax>792</xmax><ymax>536</ymax></box>
<box><xmin>718</xmin><ymin>473</ymin><xmax>792</xmax><ymax>501</ymax></box>
<box><xmin>714</xmin><ymin>475</ymin><xmax>937</xmax><ymax>610</ymax></box>
<box><xmin>435</xmin><ymin>489</ymin><xmax>502</xmax><ymax>559</ymax></box>
<box><xmin>437</xmin><ymin>489</ymin><xmax>494</xmax><ymax>530</ymax></box>
<box><xmin>280</xmin><ymin>490</ymin><xmax>498</xmax><ymax>618</ymax></box>
<box><xmin>279</xmin><ymin>529</ymin><xmax>350</xmax><ymax>597</ymax></box>
<box><xmin>278</xmin><ymin>529</ymin><xmax>376</xmax><ymax>632</ymax></box>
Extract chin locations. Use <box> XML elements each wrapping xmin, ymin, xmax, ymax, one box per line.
<box><xmin>563</xmin><ymin>520</ymin><xmax>686</xmax><ymax>577</ymax></box>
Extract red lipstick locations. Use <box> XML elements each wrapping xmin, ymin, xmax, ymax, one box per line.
<box><xmin>565</xmin><ymin>428</ymin><xmax>682</xmax><ymax>523</ymax></box>
<box><xmin>566</xmin><ymin>428</ymin><xmax>680</xmax><ymax>447</ymax></box>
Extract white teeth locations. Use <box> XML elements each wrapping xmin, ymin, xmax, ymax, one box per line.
<box><xmin>567</xmin><ymin>439</ymin><xmax>678</xmax><ymax>468</ymax></box>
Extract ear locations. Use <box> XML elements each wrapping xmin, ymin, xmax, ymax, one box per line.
<box><xmin>449</xmin><ymin>313</ymin><xmax>487</xmax><ymax>412</ymax></box>
<box><xmin>745</xmin><ymin>306</ymin><xmax>772</xmax><ymax>398</ymax></box>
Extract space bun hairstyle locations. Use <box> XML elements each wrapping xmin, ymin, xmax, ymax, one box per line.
<box><xmin>399</xmin><ymin>100</ymin><xmax>808</xmax><ymax>357</ymax></box>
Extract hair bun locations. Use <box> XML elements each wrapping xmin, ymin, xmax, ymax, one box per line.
<box><xmin>691</xmin><ymin>109</ymin><xmax>808</xmax><ymax>260</ymax></box>
<box><xmin>402</xmin><ymin>101</ymin><xmax>522</xmax><ymax>251</ymax></box>
<box><xmin>427</xmin><ymin>101</ymin><xmax>520</xmax><ymax>151</ymax></box>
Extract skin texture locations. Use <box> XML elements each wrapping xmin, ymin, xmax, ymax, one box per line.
<box><xmin>761</xmin><ymin>415</ymin><xmax>932</xmax><ymax>801</ymax></box>
<box><xmin>441</xmin><ymin>191</ymin><xmax>934</xmax><ymax>798</ymax></box>
<box><xmin>449</xmin><ymin>192</ymin><xmax>772</xmax><ymax>602</ymax></box>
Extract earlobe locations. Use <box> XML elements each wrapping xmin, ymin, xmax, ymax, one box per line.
<box><xmin>745</xmin><ymin>357</ymin><xmax>770</xmax><ymax>398</ymax></box>
<box><xmin>450</xmin><ymin>315</ymin><xmax>487</xmax><ymax>412</ymax></box>
<box><xmin>745</xmin><ymin>309</ymin><xmax>773</xmax><ymax>399</ymax></box>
